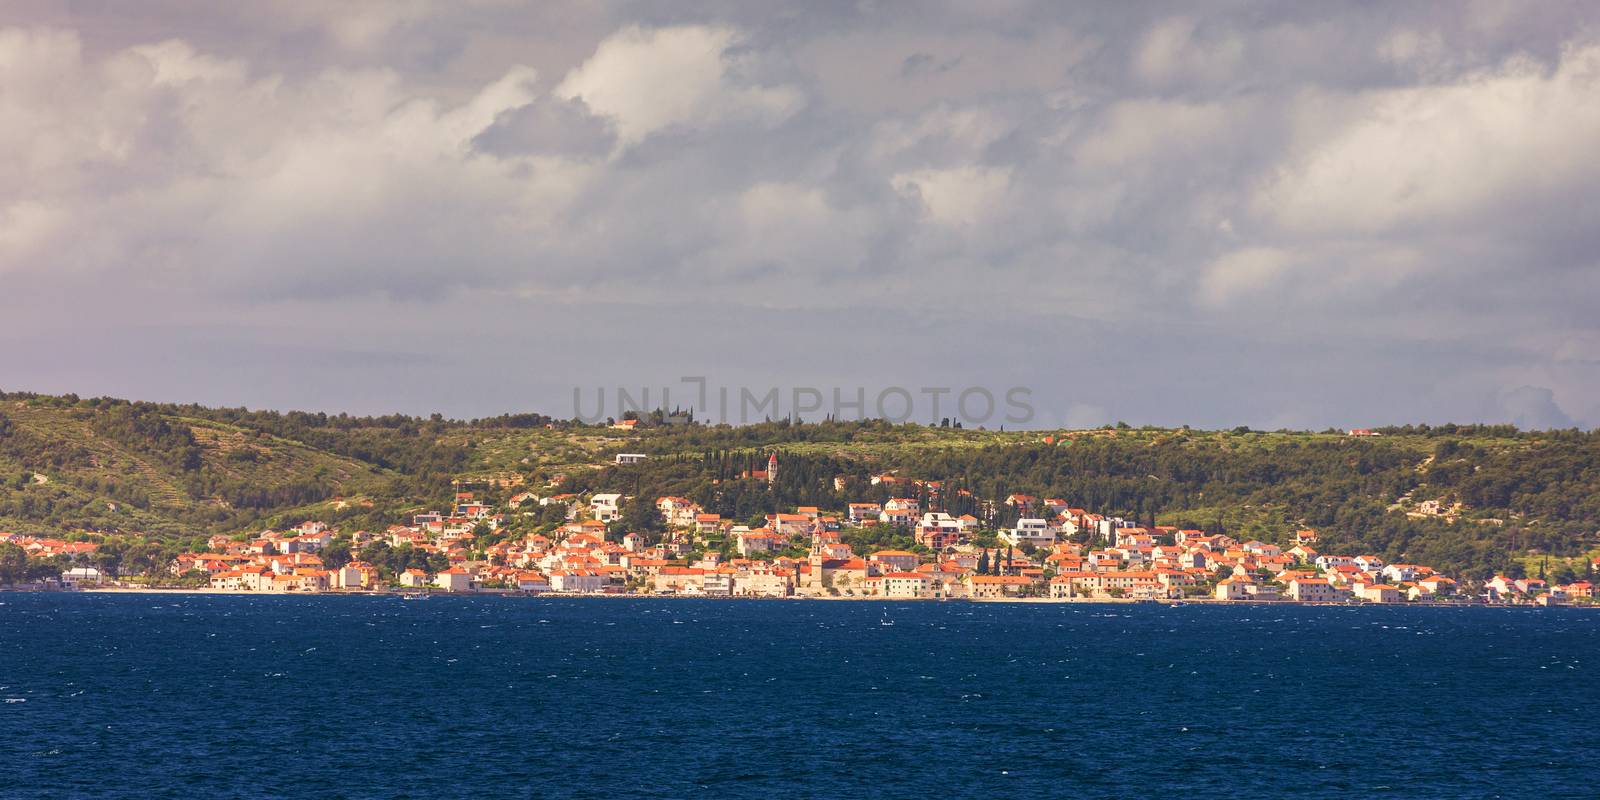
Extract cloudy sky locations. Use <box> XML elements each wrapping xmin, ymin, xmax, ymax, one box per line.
<box><xmin>2</xmin><ymin>1</ymin><xmax>1597</xmax><ymax>429</ymax></box>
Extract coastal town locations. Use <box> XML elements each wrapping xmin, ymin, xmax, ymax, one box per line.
<box><xmin>3</xmin><ymin>452</ymin><xmax>1592</xmax><ymax>607</ymax></box>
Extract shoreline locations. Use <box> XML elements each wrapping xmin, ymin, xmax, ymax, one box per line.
<box><xmin>0</xmin><ymin>585</ymin><xmax>1575</xmax><ymax>608</ymax></box>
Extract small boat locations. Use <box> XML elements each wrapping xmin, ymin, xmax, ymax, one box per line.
<box><xmin>401</xmin><ymin>591</ymin><xmax>430</xmax><ymax>601</ymax></box>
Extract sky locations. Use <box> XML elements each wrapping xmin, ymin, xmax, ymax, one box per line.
<box><xmin>1</xmin><ymin>1</ymin><xmax>1598</xmax><ymax>430</ymax></box>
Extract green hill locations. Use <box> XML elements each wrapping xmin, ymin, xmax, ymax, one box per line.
<box><xmin>1</xmin><ymin>391</ymin><xmax>1597</xmax><ymax>579</ymax></box>
<box><xmin>0</xmin><ymin>399</ymin><xmax>398</xmax><ymax>536</ymax></box>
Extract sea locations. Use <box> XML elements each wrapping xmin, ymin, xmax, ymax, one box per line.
<box><xmin>2</xmin><ymin>593</ymin><xmax>1597</xmax><ymax>798</ymax></box>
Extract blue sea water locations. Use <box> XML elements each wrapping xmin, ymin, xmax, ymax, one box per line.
<box><xmin>2</xmin><ymin>595</ymin><xmax>1598</xmax><ymax>799</ymax></box>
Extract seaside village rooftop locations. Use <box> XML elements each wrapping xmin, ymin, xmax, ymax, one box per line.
<box><xmin>3</xmin><ymin>458</ymin><xmax>1590</xmax><ymax>606</ymax></box>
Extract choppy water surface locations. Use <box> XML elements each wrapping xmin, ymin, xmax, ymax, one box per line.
<box><xmin>2</xmin><ymin>594</ymin><xmax>1597</xmax><ymax>798</ymax></box>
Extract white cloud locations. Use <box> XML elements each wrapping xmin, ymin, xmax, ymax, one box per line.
<box><xmin>1259</xmin><ymin>44</ymin><xmax>1600</xmax><ymax>234</ymax></box>
<box><xmin>0</xmin><ymin>25</ymin><xmax>579</xmax><ymax>295</ymax></box>
<box><xmin>278</xmin><ymin>0</ymin><xmax>437</xmax><ymax>51</ymax></box>
<box><xmin>441</xmin><ymin>65</ymin><xmax>540</xmax><ymax>147</ymax></box>
<box><xmin>892</xmin><ymin>166</ymin><xmax>1011</xmax><ymax>228</ymax></box>
<box><xmin>0</xmin><ymin>200</ymin><xmax>65</xmax><ymax>270</ymax></box>
<box><xmin>690</xmin><ymin>182</ymin><xmax>891</xmax><ymax>285</ymax></box>
<box><xmin>1075</xmin><ymin>98</ymin><xmax>1233</xmax><ymax>170</ymax></box>
<box><xmin>555</xmin><ymin>25</ymin><xmax>803</xmax><ymax>147</ymax></box>
<box><xmin>2</xmin><ymin>7</ymin><xmax>1599</xmax><ymax>427</ymax></box>
<box><xmin>1377</xmin><ymin>29</ymin><xmax>1448</xmax><ymax>73</ymax></box>
<box><xmin>867</xmin><ymin>105</ymin><xmax>1015</xmax><ymax>167</ymax></box>
<box><xmin>1134</xmin><ymin>17</ymin><xmax>1244</xmax><ymax>87</ymax></box>
<box><xmin>1198</xmin><ymin>247</ymin><xmax>1295</xmax><ymax>307</ymax></box>
<box><xmin>126</xmin><ymin>39</ymin><xmax>248</xmax><ymax>86</ymax></box>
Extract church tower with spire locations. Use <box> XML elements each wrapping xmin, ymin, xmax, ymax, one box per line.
<box><xmin>766</xmin><ymin>452</ymin><xmax>778</xmax><ymax>485</ymax></box>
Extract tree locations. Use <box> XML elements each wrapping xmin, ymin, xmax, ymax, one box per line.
<box><xmin>976</xmin><ymin>549</ymin><xmax>990</xmax><ymax>575</ymax></box>
<box><xmin>538</xmin><ymin>502</ymin><xmax>570</xmax><ymax>525</ymax></box>
<box><xmin>322</xmin><ymin>536</ymin><xmax>354</xmax><ymax>570</ymax></box>
<box><xmin>0</xmin><ymin>543</ymin><xmax>27</xmax><ymax>585</ymax></box>
<box><xmin>24</xmin><ymin>554</ymin><xmax>68</xmax><ymax>583</ymax></box>
<box><xmin>621</xmin><ymin>499</ymin><xmax>665</xmax><ymax>533</ymax></box>
<box><xmin>92</xmin><ymin>548</ymin><xmax>124</xmax><ymax>579</ymax></box>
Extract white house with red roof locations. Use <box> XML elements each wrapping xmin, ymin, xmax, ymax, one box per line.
<box><xmin>434</xmin><ymin>568</ymin><xmax>475</xmax><ymax>592</ymax></box>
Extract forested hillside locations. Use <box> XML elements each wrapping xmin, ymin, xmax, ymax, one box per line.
<box><xmin>1</xmin><ymin>392</ymin><xmax>1596</xmax><ymax>578</ymax></box>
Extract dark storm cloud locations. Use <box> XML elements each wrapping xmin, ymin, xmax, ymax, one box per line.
<box><xmin>0</xmin><ymin>1</ymin><xmax>1596</xmax><ymax>428</ymax></box>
